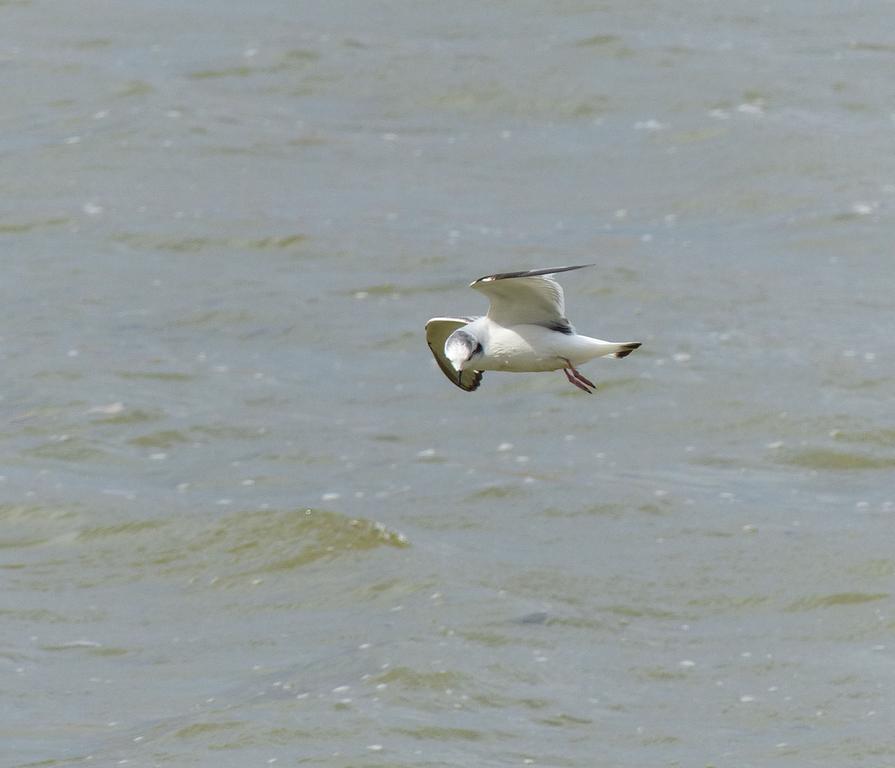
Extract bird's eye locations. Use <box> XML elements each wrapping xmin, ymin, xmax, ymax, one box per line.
<box><xmin>473</xmin><ymin>342</ymin><xmax>483</xmax><ymax>357</ymax></box>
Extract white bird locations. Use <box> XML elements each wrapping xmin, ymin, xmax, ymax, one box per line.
<box><xmin>425</xmin><ymin>265</ymin><xmax>641</xmax><ymax>393</ymax></box>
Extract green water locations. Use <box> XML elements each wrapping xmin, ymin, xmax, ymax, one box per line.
<box><xmin>3</xmin><ymin>1</ymin><xmax>895</xmax><ymax>766</ymax></box>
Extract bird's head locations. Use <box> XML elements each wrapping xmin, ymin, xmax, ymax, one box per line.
<box><xmin>444</xmin><ymin>329</ymin><xmax>483</xmax><ymax>381</ymax></box>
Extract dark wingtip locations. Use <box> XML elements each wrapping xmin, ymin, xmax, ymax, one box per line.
<box><xmin>471</xmin><ymin>264</ymin><xmax>595</xmax><ymax>285</ymax></box>
<box><xmin>614</xmin><ymin>342</ymin><xmax>642</xmax><ymax>359</ymax></box>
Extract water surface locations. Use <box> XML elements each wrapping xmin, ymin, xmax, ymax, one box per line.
<box><xmin>2</xmin><ymin>1</ymin><xmax>895</xmax><ymax>766</ymax></box>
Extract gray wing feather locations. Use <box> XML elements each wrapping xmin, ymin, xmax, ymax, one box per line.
<box><xmin>470</xmin><ymin>265</ymin><xmax>592</xmax><ymax>328</ymax></box>
<box><xmin>471</xmin><ymin>265</ymin><xmax>593</xmax><ymax>283</ymax></box>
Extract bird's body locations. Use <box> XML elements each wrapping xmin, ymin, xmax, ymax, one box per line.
<box><xmin>461</xmin><ymin>319</ymin><xmax>627</xmax><ymax>373</ymax></box>
<box><xmin>425</xmin><ymin>265</ymin><xmax>642</xmax><ymax>393</ymax></box>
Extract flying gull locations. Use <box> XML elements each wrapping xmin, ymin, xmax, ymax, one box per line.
<box><xmin>425</xmin><ymin>265</ymin><xmax>641</xmax><ymax>393</ymax></box>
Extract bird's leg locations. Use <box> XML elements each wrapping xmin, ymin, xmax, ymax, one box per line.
<box><xmin>561</xmin><ymin>358</ymin><xmax>596</xmax><ymax>393</ymax></box>
<box><xmin>571</xmin><ymin>368</ymin><xmax>596</xmax><ymax>389</ymax></box>
<box><xmin>563</xmin><ymin>368</ymin><xmax>591</xmax><ymax>393</ymax></box>
<box><xmin>562</xmin><ymin>366</ymin><xmax>593</xmax><ymax>394</ymax></box>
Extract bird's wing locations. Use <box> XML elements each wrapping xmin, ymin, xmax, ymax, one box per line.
<box><xmin>425</xmin><ymin>317</ymin><xmax>484</xmax><ymax>392</ymax></box>
<box><xmin>470</xmin><ymin>265</ymin><xmax>593</xmax><ymax>330</ymax></box>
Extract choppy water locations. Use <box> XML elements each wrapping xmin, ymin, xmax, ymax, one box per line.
<box><xmin>3</xmin><ymin>1</ymin><xmax>895</xmax><ymax>766</ymax></box>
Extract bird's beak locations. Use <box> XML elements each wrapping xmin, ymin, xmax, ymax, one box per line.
<box><xmin>457</xmin><ymin>369</ymin><xmax>463</xmax><ymax>385</ymax></box>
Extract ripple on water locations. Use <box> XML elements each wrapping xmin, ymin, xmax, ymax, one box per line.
<box><xmin>112</xmin><ymin>232</ymin><xmax>307</xmax><ymax>254</ymax></box>
<box><xmin>392</xmin><ymin>725</ymin><xmax>487</xmax><ymax>742</ymax></box>
<box><xmin>173</xmin><ymin>721</ymin><xmax>245</xmax><ymax>740</ymax></box>
<box><xmin>25</xmin><ymin>436</ymin><xmax>108</xmax><ymax>461</ymax></box>
<box><xmin>76</xmin><ymin>519</ymin><xmax>167</xmax><ymax>540</ymax></box>
<box><xmin>116</xmin><ymin>370</ymin><xmax>195</xmax><ymax>383</ymax></box>
<box><xmin>779</xmin><ymin>448</ymin><xmax>895</xmax><ymax>470</ymax></box>
<box><xmin>69</xmin><ymin>508</ymin><xmax>409</xmax><ymax>586</ymax></box>
<box><xmin>464</xmin><ymin>485</ymin><xmax>525</xmax><ymax>501</ymax></box>
<box><xmin>785</xmin><ymin>592</ymin><xmax>889</xmax><ymax>612</ymax></box>
<box><xmin>39</xmin><ymin>641</ymin><xmax>129</xmax><ymax>657</ymax></box>
<box><xmin>0</xmin><ymin>217</ymin><xmax>70</xmax><ymax>233</ymax></box>
<box><xmin>128</xmin><ymin>429</ymin><xmax>191</xmax><ymax>449</ymax></box>
<box><xmin>833</xmin><ymin>428</ymin><xmax>895</xmax><ymax>448</ymax></box>
<box><xmin>372</xmin><ymin>666</ymin><xmax>472</xmax><ymax>695</ymax></box>
<box><xmin>4</xmin><ymin>503</ymin><xmax>409</xmax><ymax>602</ymax></box>
<box><xmin>89</xmin><ymin>407</ymin><xmax>164</xmax><ymax>425</ymax></box>
<box><xmin>0</xmin><ymin>504</ymin><xmax>83</xmax><ymax>568</ymax></box>
<box><xmin>214</xmin><ymin>509</ymin><xmax>409</xmax><ymax>579</ymax></box>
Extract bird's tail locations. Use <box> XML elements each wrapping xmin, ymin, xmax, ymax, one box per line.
<box><xmin>612</xmin><ymin>342</ymin><xmax>641</xmax><ymax>359</ymax></box>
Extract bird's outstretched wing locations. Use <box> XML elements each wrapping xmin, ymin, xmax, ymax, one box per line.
<box><xmin>469</xmin><ymin>265</ymin><xmax>593</xmax><ymax>331</ymax></box>
<box><xmin>425</xmin><ymin>317</ymin><xmax>483</xmax><ymax>392</ymax></box>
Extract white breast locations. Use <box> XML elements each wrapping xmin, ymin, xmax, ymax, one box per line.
<box><xmin>477</xmin><ymin>324</ymin><xmax>567</xmax><ymax>372</ymax></box>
